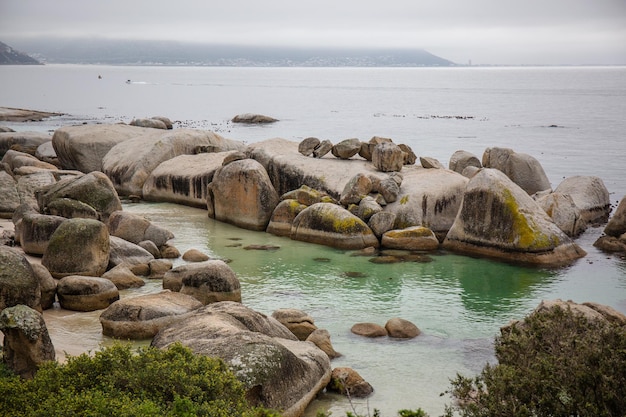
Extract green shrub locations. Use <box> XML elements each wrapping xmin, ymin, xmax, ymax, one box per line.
<box><xmin>444</xmin><ymin>306</ymin><xmax>626</xmax><ymax>417</ymax></box>
<box><xmin>0</xmin><ymin>342</ymin><xmax>279</xmax><ymax>417</ymax></box>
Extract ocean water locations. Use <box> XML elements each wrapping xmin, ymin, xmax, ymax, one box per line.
<box><xmin>1</xmin><ymin>65</ymin><xmax>625</xmax><ymax>416</ymax></box>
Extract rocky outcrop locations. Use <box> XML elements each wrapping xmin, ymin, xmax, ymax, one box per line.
<box><xmin>207</xmin><ymin>158</ymin><xmax>279</xmax><ymax>231</ymax></box>
<box><xmin>151</xmin><ymin>301</ymin><xmax>331</xmax><ymax>417</ymax></box>
<box><xmin>0</xmin><ymin>305</ymin><xmax>55</xmax><ymax>379</ymax></box>
<box><xmin>0</xmin><ymin>247</ymin><xmax>41</xmax><ymax>312</ymax></box>
<box><xmin>327</xmin><ymin>367</ymin><xmax>374</xmax><ymax>398</ymax></box>
<box><xmin>143</xmin><ymin>151</ymin><xmax>238</xmax><ymax>208</ymax></box>
<box><xmin>443</xmin><ymin>169</ymin><xmax>586</xmax><ymax>266</ymax></box>
<box><xmin>107</xmin><ymin>211</ymin><xmax>174</xmax><ymax>248</ymax></box>
<box><xmin>56</xmin><ymin>275</ymin><xmax>119</xmax><ymax>311</ymax></box>
<box><xmin>385</xmin><ymin>317</ymin><xmax>421</xmax><ymax>339</ymax></box>
<box><xmin>176</xmin><ymin>260</ymin><xmax>242</xmax><ymax>305</ymax></box>
<box><xmin>102</xmin><ymin>128</ymin><xmax>244</xmax><ymax>196</ymax></box>
<box><xmin>36</xmin><ymin>171</ymin><xmax>122</xmax><ymax>223</ymax></box>
<box><xmin>100</xmin><ymin>291</ymin><xmax>202</xmax><ymax>339</ymax></box>
<box><xmin>231</xmin><ymin>113</ymin><xmax>278</xmax><ymax>124</ymax></box>
<box><xmin>0</xmin><ymin>131</ymin><xmax>51</xmax><ymax>158</ymax></box>
<box><xmin>272</xmin><ymin>308</ymin><xmax>318</xmax><ymax>341</ymax></box>
<box><xmin>482</xmin><ymin>147</ymin><xmax>551</xmax><ymax>195</ymax></box>
<box><xmin>553</xmin><ymin>176</ymin><xmax>611</xmax><ymax>225</ymax></box>
<box><xmin>381</xmin><ymin>226</ymin><xmax>439</xmax><ymax>251</ymax></box>
<box><xmin>42</xmin><ymin>218</ymin><xmax>110</xmax><ymax>278</ymax></box>
<box><xmin>291</xmin><ymin>203</ymin><xmax>379</xmax><ymax>250</ymax></box>
<box><xmin>52</xmin><ymin>124</ymin><xmax>154</xmax><ymax>173</ymax></box>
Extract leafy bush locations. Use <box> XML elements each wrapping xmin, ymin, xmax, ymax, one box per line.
<box><xmin>444</xmin><ymin>305</ymin><xmax>626</xmax><ymax>417</ymax></box>
<box><xmin>0</xmin><ymin>342</ymin><xmax>279</xmax><ymax>417</ymax></box>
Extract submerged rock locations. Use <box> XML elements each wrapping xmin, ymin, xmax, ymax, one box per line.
<box><xmin>443</xmin><ymin>169</ymin><xmax>586</xmax><ymax>266</ymax></box>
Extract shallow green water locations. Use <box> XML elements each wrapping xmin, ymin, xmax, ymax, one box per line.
<box><xmin>119</xmin><ymin>202</ymin><xmax>626</xmax><ymax>416</ymax></box>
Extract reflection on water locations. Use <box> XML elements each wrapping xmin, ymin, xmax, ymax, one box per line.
<box><xmin>39</xmin><ymin>201</ymin><xmax>626</xmax><ymax>417</ymax></box>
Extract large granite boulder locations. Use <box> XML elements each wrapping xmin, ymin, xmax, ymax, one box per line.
<box><xmin>381</xmin><ymin>226</ymin><xmax>440</xmax><ymax>251</ymax></box>
<box><xmin>0</xmin><ymin>305</ymin><xmax>55</xmax><ymax>379</ymax></box>
<box><xmin>36</xmin><ymin>171</ymin><xmax>122</xmax><ymax>223</ymax></box>
<box><xmin>35</xmin><ymin>141</ymin><xmax>59</xmax><ymax>168</ymax></box>
<box><xmin>152</xmin><ymin>302</ymin><xmax>331</xmax><ymax>417</ymax></box>
<box><xmin>266</xmin><ymin>199</ymin><xmax>307</xmax><ymax>237</ymax></box>
<box><xmin>535</xmin><ymin>192</ymin><xmax>587</xmax><ymax>237</ymax></box>
<box><xmin>42</xmin><ymin>218</ymin><xmax>110</xmax><ymax>278</ymax></box>
<box><xmin>108</xmin><ymin>235</ymin><xmax>155</xmax><ymax>268</ymax></box>
<box><xmin>449</xmin><ymin>150</ymin><xmax>481</xmax><ymax>174</ymax></box>
<box><xmin>0</xmin><ymin>247</ymin><xmax>41</xmax><ymax>311</ymax></box>
<box><xmin>372</xmin><ymin>142</ymin><xmax>404</xmax><ymax>172</ymax></box>
<box><xmin>0</xmin><ymin>131</ymin><xmax>51</xmax><ymax>157</ymax></box>
<box><xmin>107</xmin><ymin>210</ymin><xmax>174</xmax><ymax>248</ymax></box>
<box><xmin>384</xmin><ymin>167</ymin><xmax>468</xmax><ymax>237</ymax></box>
<box><xmin>2</xmin><ymin>149</ymin><xmax>58</xmax><ymax>173</ymax></box>
<box><xmin>332</xmin><ymin>138</ymin><xmax>361</xmax><ymax>159</ymax></box>
<box><xmin>207</xmin><ymin>158</ymin><xmax>279</xmax><ymax>231</ymax></box>
<box><xmin>339</xmin><ymin>173</ymin><xmax>372</xmax><ymax>206</ymax></box>
<box><xmin>175</xmin><ymin>260</ymin><xmax>242</xmax><ymax>305</ymax></box>
<box><xmin>604</xmin><ymin>196</ymin><xmax>626</xmax><ymax>237</ymax></box>
<box><xmin>102</xmin><ymin>128</ymin><xmax>244</xmax><ymax>196</ymax></box>
<box><xmin>143</xmin><ymin>151</ymin><xmax>237</xmax><ymax>208</ymax></box>
<box><xmin>18</xmin><ymin>212</ymin><xmax>66</xmax><ymax>255</ymax></box>
<box><xmin>0</xmin><ymin>170</ymin><xmax>20</xmax><ymax>218</ymax></box>
<box><xmin>482</xmin><ymin>147</ymin><xmax>551</xmax><ymax>195</ymax></box>
<box><xmin>291</xmin><ymin>203</ymin><xmax>379</xmax><ymax>250</ymax></box>
<box><xmin>443</xmin><ymin>169</ymin><xmax>586</xmax><ymax>266</ymax></box>
<box><xmin>17</xmin><ymin>171</ymin><xmax>57</xmax><ymax>211</ymax></box>
<box><xmin>101</xmin><ymin>264</ymin><xmax>145</xmax><ymax>290</ymax></box>
<box><xmin>553</xmin><ymin>176</ymin><xmax>611</xmax><ymax>225</ymax></box>
<box><xmin>56</xmin><ymin>275</ymin><xmax>119</xmax><ymax>311</ymax></box>
<box><xmin>100</xmin><ymin>291</ymin><xmax>202</xmax><ymax>339</ymax></box>
<box><xmin>52</xmin><ymin>124</ymin><xmax>154</xmax><ymax>173</ymax></box>
<box><xmin>385</xmin><ymin>317</ymin><xmax>421</xmax><ymax>339</ymax></box>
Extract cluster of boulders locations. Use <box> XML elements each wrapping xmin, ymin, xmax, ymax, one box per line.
<box><xmin>351</xmin><ymin>317</ymin><xmax>421</xmax><ymax>339</ymax></box>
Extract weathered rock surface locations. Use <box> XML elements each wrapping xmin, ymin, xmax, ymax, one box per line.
<box><xmin>372</xmin><ymin>142</ymin><xmax>404</xmax><ymax>172</ymax></box>
<box><xmin>102</xmin><ymin>128</ymin><xmax>244</xmax><ymax>196</ymax></box>
<box><xmin>449</xmin><ymin>150</ymin><xmax>482</xmax><ymax>174</ymax></box>
<box><xmin>107</xmin><ymin>210</ymin><xmax>174</xmax><ymax>248</ymax></box>
<box><xmin>535</xmin><ymin>192</ymin><xmax>586</xmax><ymax>237</ymax></box>
<box><xmin>482</xmin><ymin>147</ymin><xmax>551</xmax><ymax>195</ymax></box>
<box><xmin>231</xmin><ymin>113</ymin><xmax>278</xmax><ymax>124</ymax></box>
<box><xmin>108</xmin><ymin>235</ymin><xmax>155</xmax><ymax>268</ymax></box>
<box><xmin>443</xmin><ymin>169</ymin><xmax>586</xmax><ymax>266</ymax></box>
<box><xmin>101</xmin><ymin>264</ymin><xmax>145</xmax><ymax>290</ymax></box>
<box><xmin>382</xmin><ymin>226</ymin><xmax>440</xmax><ymax>251</ymax></box>
<box><xmin>0</xmin><ymin>247</ymin><xmax>41</xmax><ymax>311</ymax></box>
<box><xmin>177</xmin><ymin>260</ymin><xmax>242</xmax><ymax>305</ymax></box>
<box><xmin>0</xmin><ymin>305</ymin><xmax>55</xmax><ymax>378</ymax></box>
<box><xmin>553</xmin><ymin>176</ymin><xmax>611</xmax><ymax>225</ymax></box>
<box><xmin>35</xmin><ymin>141</ymin><xmax>59</xmax><ymax>167</ymax></box>
<box><xmin>351</xmin><ymin>322</ymin><xmax>388</xmax><ymax>337</ymax></box>
<box><xmin>266</xmin><ymin>199</ymin><xmax>307</xmax><ymax>237</ymax></box>
<box><xmin>306</xmin><ymin>329</ymin><xmax>341</xmax><ymax>359</ymax></box>
<box><xmin>340</xmin><ymin>173</ymin><xmax>372</xmax><ymax>206</ymax></box>
<box><xmin>56</xmin><ymin>275</ymin><xmax>119</xmax><ymax>311</ymax></box>
<box><xmin>17</xmin><ymin>171</ymin><xmax>57</xmax><ymax>211</ymax></box>
<box><xmin>385</xmin><ymin>317</ymin><xmax>421</xmax><ymax>339</ymax></box>
<box><xmin>327</xmin><ymin>367</ymin><xmax>374</xmax><ymax>398</ymax></box>
<box><xmin>291</xmin><ymin>203</ymin><xmax>379</xmax><ymax>250</ymax></box>
<box><xmin>52</xmin><ymin>124</ymin><xmax>154</xmax><ymax>173</ymax></box>
<box><xmin>100</xmin><ymin>291</ymin><xmax>202</xmax><ymax>339</ymax></box>
<box><xmin>0</xmin><ymin>170</ymin><xmax>20</xmax><ymax>217</ymax></box>
<box><xmin>143</xmin><ymin>151</ymin><xmax>238</xmax><ymax>208</ymax></box>
<box><xmin>36</xmin><ymin>171</ymin><xmax>122</xmax><ymax>223</ymax></box>
<box><xmin>604</xmin><ymin>196</ymin><xmax>626</xmax><ymax>237</ymax></box>
<box><xmin>272</xmin><ymin>308</ymin><xmax>318</xmax><ymax>341</ymax></box>
<box><xmin>368</xmin><ymin>211</ymin><xmax>397</xmax><ymax>238</ymax></box>
<box><xmin>151</xmin><ymin>301</ymin><xmax>331</xmax><ymax>417</ymax></box>
<box><xmin>42</xmin><ymin>218</ymin><xmax>110</xmax><ymax>278</ymax></box>
<box><xmin>207</xmin><ymin>158</ymin><xmax>279</xmax><ymax>231</ymax></box>
<box><xmin>332</xmin><ymin>138</ymin><xmax>361</xmax><ymax>159</ymax></box>
<box><xmin>18</xmin><ymin>213</ymin><xmax>66</xmax><ymax>255</ymax></box>
<box><xmin>0</xmin><ymin>131</ymin><xmax>51</xmax><ymax>157</ymax></box>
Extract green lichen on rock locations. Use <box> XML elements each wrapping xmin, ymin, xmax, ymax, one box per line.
<box><xmin>399</xmin><ymin>195</ymin><xmax>409</xmax><ymax>205</ymax></box>
<box><xmin>501</xmin><ymin>188</ymin><xmax>559</xmax><ymax>250</ymax></box>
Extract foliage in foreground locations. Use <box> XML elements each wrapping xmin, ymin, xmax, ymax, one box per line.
<box><xmin>444</xmin><ymin>306</ymin><xmax>626</xmax><ymax>417</ymax></box>
<box><xmin>0</xmin><ymin>342</ymin><xmax>279</xmax><ymax>417</ymax></box>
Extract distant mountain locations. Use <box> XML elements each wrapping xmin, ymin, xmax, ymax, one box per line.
<box><xmin>0</xmin><ymin>41</ymin><xmax>42</xmax><ymax>65</ymax></box>
<box><xmin>7</xmin><ymin>38</ymin><xmax>455</xmax><ymax>67</ymax></box>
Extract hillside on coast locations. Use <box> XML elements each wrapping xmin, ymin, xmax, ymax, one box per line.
<box><xmin>0</xmin><ymin>41</ymin><xmax>42</xmax><ymax>65</ymax></box>
<box><xmin>6</xmin><ymin>37</ymin><xmax>456</xmax><ymax>67</ymax></box>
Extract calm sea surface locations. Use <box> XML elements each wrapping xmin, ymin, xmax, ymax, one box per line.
<box><xmin>1</xmin><ymin>65</ymin><xmax>625</xmax><ymax>416</ymax></box>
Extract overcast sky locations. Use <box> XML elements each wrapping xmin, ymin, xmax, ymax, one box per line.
<box><xmin>1</xmin><ymin>0</ymin><xmax>625</xmax><ymax>65</ymax></box>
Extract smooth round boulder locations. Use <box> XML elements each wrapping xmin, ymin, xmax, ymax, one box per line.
<box><xmin>350</xmin><ymin>322</ymin><xmax>388</xmax><ymax>338</ymax></box>
<box><xmin>100</xmin><ymin>291</ymin><xmax>202</xmax><ymax>339</ymax></box>
<box><xmin>382</xmin><ymin>226</ymin><xmax>440</xmax><ymax>251</ymax></box>
<box><xmin>271</xmin><ymin>308</ymin><xmax>318</xmax><ymax>341</ymax></box>
<box><xmin>266</xmin><ymin>199</ymin><xmax>307</xmax><ymax>237</ymax></box>
<box><xmin>182</xmin><ymin>248</ymin><xmax>210</xmax><ymax>262</ymax></box>
<box><xmin>298</xmin><ymin>137</ymin><xmax>321</xmax><ymax>157</ymax></box>
<box><xmin>327</xmin><ymin>367</ymin><xmax>374</xmax><ymax>398</ymax></box>
<box><xmin>0</xmin><ymin>246</ymin><xmax>41</xmax><ymax>311</ymax></box>
<box><xmin>42</xmin><ymin>218</ymin><xmax>110</xmax><ymax>278</ymax></box>
<box><xmin>385</xmin><ymin>317</ymin><xmax>421</xmax><ymax>339</ymax></box>
<box><xmin>449</xmin><ymin>150</ymin><xmax>482</xmax><ymax>174</ymax></box>
<box><xmin>331</xmin><ymin>138</ymin><xmax>361</xmax><ymax>159</ymax></box>
<box><xmin>482</xmin><ymin>147</ymin><xmax>551</xmax><ymax>195</ymax></box>
<box><xmin>554</xmin><ymin>176</ymin><xmax>611</xmax><ymax>225</ymax></box>
<box><xmin>107</xmin><ymin>210</ymin><xmax>174</xmax><ymax>247</ymax></box>
<box><xmin>57</xmin><ymin>275</ymin><xmax>119</xmax><ymax>312</ymax></box>
<box><xmin>291</xmin><ymin>203</ymin><xmax>380</xmax><ymax>250</ymax></box>
<box><xmin>306</xmin><ymin>329</ymin><xmax>341</xmax><ymax>359</ymax></box>
<box><xmin>108</xmin><ymin>235</ymin><xmax>155</xmax><ymax>268</ymax></box>
<box><xmin>18</xmin><ymin>213</ymin><xmax>66</xmax><ymax>255</ymax></box>
<box><xmin>101</xmin><ymin>264</ymin><xmax>145</xmax><ymax>290</ymax></box>
<box><xmin>176</xmin><ymin>260</ymin><xmax>242</xmax><ymax>304</ymax></box>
